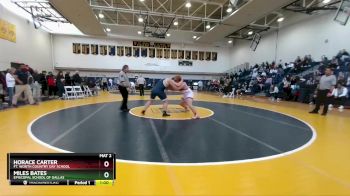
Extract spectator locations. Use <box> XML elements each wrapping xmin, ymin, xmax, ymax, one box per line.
<box><xmin>108</xmin><ymin>78</ymin><xmax>113</xmax><ymax>90</ymax></box>
<box><xmin>0</xmin><ymin>71</ymin><xmax>6</xmax><ymax>109</ymax></box>
<box><xmin>101</xmin><ymin>76</ymin><xmax>108</xmax><ymax>91</ymax></box>
<box><xmin>12</xmin><ymin>64</ymin><xmax>37</xmax><ymax>107</ymax></box>
<box><xmin>6</xmin><ymin>68</ymin><xmax>16</xmax><ymax>106</ymax></box>
<box><xmin>270</xmin><ymin>67</ymin><xmax>278</xmax><ymax>74</ymax></box>
<box><xmin>130</xmin><ymin>81</ymin><xmax>136</xmax><ymax>94</ymax></box>
<box><xmin>136</xmin><ymin>75</ymin><xmax>146</xmax><ymax>96</ymax></box>
<box><xmin>270</xmin><ymin>84</ymin><xmax>280</xmax><ymax>102</ymax></box>
<box><xmin>206</xmin><ymin>80</ymin><xmax>211</xmax><ymax>91</ymax></box>
<box><xmin>309</xmin><ymin>89</ymin><xmax>318</xmax><ymax>105</ymax></box>
<box><xmin>336</xmin><ymin>49</ymin><xmax>350</xmax><ymax>61</ymax></box>
<box><xmin>56</xmin><ymin>71</ymin><xmax>65</xmax><ymax>98</ymax></box>
<box><xmin>87</xmin><ymin>79</ymin><xmax>98</xmax><ymax>96</ymax></box>
<box><xmin>329</xmin><ymin>83</ymin><xmax>348</xmax><ymax>110</ymax></box>
<box><xmin>283</xmin><ymin>77</ymin><xmax>292</xmax><ymax>100</ymax></box>
<box><xmin>64</xmin><ymin>72</ymin><xmax>72</xmax><ymax>86</ymax></box>
<box><xmin>306</xmin><ymin>78</ymin><xmax>315</xmax><ymax>85</ymax></box>
<box><xmin>264</xmin><ymin>77</ymin><xmax>272</xmax><ymax>93</ymax></box>
<box><xmin>47</xmin><ymin>72</ymin><xmax>56</xmax><ymax>98</ymax></box>
<box><xmin>252</xmin><ymin>69</ymin><xmax>258</xmax><ymax>78</ymax></box>
<box><xmin>295</xmin><ymin>56</ymin><xmax>302</xmax><ymax>69</ymax></box>
<box><xmin>321</xmin><ymin>55</ymin><xmax>328</xmax><ymax>64</ymax></box>
<box><xmin>39</xmin><ymin>71</ymin><xmax>47</xmax><ymax>96</ymax></box>
<box><xmin>32</xmin><ymin>70</ymin><xmax>41</xmax><ymax>102</ymax></box>
<box><xmin>310</xmin><ymin>67</ymin><xmax>336</xmax><ymax>115</ymax></box>
<box><xmin>72</xmin><ymin>71</ymin><xmax>82</xmax><ymax>86</ymax></box>
<box><xmin>198</xmin><ymin>80</ymin><xmax>203</xmax><ymax>91</ymax></box>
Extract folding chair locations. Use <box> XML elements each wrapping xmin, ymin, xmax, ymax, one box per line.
<box><xmin>83</xmin><ymin>85</ymin><xmax>93</xmax><ymax>97</ymax></box>
<box><xmin>63</xmin><ymin>86</ymin><xmax>76</xmax><ymax>100</ymax></box>
<box><xmin>228</xmin><ymin>88</ymin><xmax>236</xmax><ymax>98</ymax></box>
<box><xmin>73</xmin><ymin>86</ymin><xmax>85</xmax><ymax>98</ymax></box>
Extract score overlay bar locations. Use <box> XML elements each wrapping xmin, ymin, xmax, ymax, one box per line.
<box><xmin>7</xmin><ymin>153</ymin><xmax>116</xmax><ymax>186</ymax></box>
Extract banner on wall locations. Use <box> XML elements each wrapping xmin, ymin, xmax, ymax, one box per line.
<box><xmin>70</xmin><ymin>42</ymin><xmax>218</xmax><ymax>61</ymax></box>
<box><xmin>133</xmin><ymin>41</ymin><xmax>171</xmax><ymax>48</ymax></box>
<box><xmin>0</xmin><ymin>19</ymin><xmax>16</xmax><ymax>43</ymax></box>
<box><xmin>179</xmin><ymin>60</ymin><xmax>193</xmax><ymax>66</ymax></box>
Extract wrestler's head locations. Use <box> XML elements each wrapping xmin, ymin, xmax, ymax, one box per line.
<box><xmin>172</xmin><ymin>75</ymin><xmax>182</xmax><ymax>82</ymax></box>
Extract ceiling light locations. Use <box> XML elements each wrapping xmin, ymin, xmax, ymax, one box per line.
<box><xmin>138</xmin><ymin>17</ymin><xmax>144</xmax><ymax>23</ymax></box>
<box><xmin>322</xmin><ymin>0</ymin><xmax>331</xmax><ymax>4</ymax></box>
<box><xmin>248</xmin><ymin>31</ymin><xmax>253</xmax><ymax>35</ymax></box>
<box><xmin>106</xmin><ymin>28</ymin><xmax>111</xmax><ymax>32</ymax></box>
<box><xmin>173</xmin><ymin>20</ymin><xmax>178</xmax><ymax>26</ymax></box>
<box><xmin>206</xmin><ymin>24</ymin><xmax>210</xmax><ymax>29</ymax></box>
<box><xmin>137</xmin><ymin>31</ymin><xmax>142</xmax><ymax>35</ymax></box>
<box><xmin>228</xmin><ymin>40</ymin><xmax>233</xmax><ymax>44</ymax></box>
<box><xmin>226</xmin><ymin>4</ymin><xmax>233</xmax><ymax>13</ymax></box>
<box><xmin>193</xmin><ymin>35</ymin><xmax>197</xmax><ymax>39</ymax></box>
<box><xmin>277</xmin><ymin>17</ymin><xmax>285</xmax><ymax>22</ymax></box>
<box><xmin>166</xmin><ymin>33</ymin><xmax>171</xmax><ymax>37</ymax></box>
<box><xmin>139</xmin><ymin>0</ymin><xmax>145</xmax><ymax>2</ymax></box>
<box><xmin>185</xmin><ymin>2</ymin><xmax>191</xmax><ymax>8</ymax></box>
<box><xmin>98</xmin><ymin>13</ymin><xmax>104</xmax><ymax>19</ymax></box>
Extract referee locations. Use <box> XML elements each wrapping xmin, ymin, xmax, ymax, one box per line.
<box><xmin>309</xmin><ymin>67</ymin><xmax>336</xmax><ymax>116</ymax></box>
<box><xmin>118</xmin><ymin>65</ymin><xmax>130</xmax><ymax>112</ymax></box>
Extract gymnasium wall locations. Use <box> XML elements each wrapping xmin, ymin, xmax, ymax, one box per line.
<box><xmin>230</xmin><ymin>12</ymin><xmax>350</xmax><ymax>67</ymax></box>
<box><xmin>0</xmin><ymin>4</ymin><xmax>53</xmax><ymax>71</ymax></box>
<box><xmin>52</xmin><ymin>35</ymin><xmax>232</xmax><ymax>75</ymax></box>
<box><xmin>69</xmin><ymin>71</ymin><xmax>217</xmax><ymax>80</ymax></box>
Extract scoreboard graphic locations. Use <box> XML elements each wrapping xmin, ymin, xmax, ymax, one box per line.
<box><xmin>7</xmin><ymin>153</ymin><xmax>116</xmax><ymax>186</ymax></box>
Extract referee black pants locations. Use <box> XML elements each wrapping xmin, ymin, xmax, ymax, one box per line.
<box><xmin>139</xmin><ymin>84</ymin><xmax>144</xmax><ymax>96</ymax></box>
<box><xmin>118</xmin><ymin>85</ymin><xmax>128</xmax><ymax>110</ymax></box>
<box><xmin>312</xmin><ymin>89</ymin><xmax>330</xmax><ymax>114</ymax></box>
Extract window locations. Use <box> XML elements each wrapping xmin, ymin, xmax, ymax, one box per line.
<box><xmin>212</xmin><ymin>52</ymin><xmax>217</xmax><ymax>61</ymax></box>
<box><xmin>73</xmin><ymin>43</ymin><xmax>81</xmax><ymax>54</ymax></box>
<box><xmin>149</xmin><ymin>48</ymin><xmax>155</xmax><ymax>58</ymax></box>
<box><xmin>141</xmin><ymin>48</ymin><xmax>148</xmax><ymax>57</ymax></box>
<box><xmin>100</xmin><ymin>45</ymin><xmax>107</xmax><ymax>55</ymax></box>
<box><xmin>164</xmin><ymin>49</ymin><xmax>170</xmax><ymax>59</ymax></box>
<box><xmin>91</xmin><ymin>44</ymin><xmax>98</xmax><ymax>55</ymax></box>
<box><xmin>156</xmin><ymin>48</ymin><xmax>163</xmax><ymax>58</ymax></box>
<box><xmin>171</xmin><ymin>49</ymin><xmax>178</xmax><ymax>59</ymax></box>
<box><xmin>125</xmin><ymin>47</ymin><xmax>132</xmax><ymax>57</ymax></box>
<box><xmin>82</xmin><ymin>44</ymin><xmax>90</xmax><ymax>54</ymax></box>
<box><xmin>205</xmin><ymin>52</ymin><xmax>211</xmax><ymax>61</ymax></box>
<box><xmin>178</xmin><ymin>50</ymin><xmax>184</xmax><ymax>59</ymax></box>
<box><xmin>192</xmin><ymin>51</ymin><xmax>198</xmax><ymax>60</ymax></box>
<box><xmin>199</xmin><ymin>51</ymin><xmax>204</xmax><ymax>61</ymax></box>
<box><xmin>117</xmin><ymin>46</ymin><xmax>124</xmax><ymax>56</ymax></box>
<box><xmin>133</xmin><ymin>47</ymin><xmax>140</xmax><ymax>57</ymax></box>
<box><xmin>109</xmin><ymin>45</ymin><xmax>115</xmax><ymax>56</ymax></box>
<box><xmin>185</xmin><ymin>51</ymin><xmax>191</xmax><ymax>60</ymax></box>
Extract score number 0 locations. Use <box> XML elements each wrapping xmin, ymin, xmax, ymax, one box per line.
<box><xmin>104</xmin><ymin>161</ymin><xmax>110</xmax><ymax>178</ymax></box>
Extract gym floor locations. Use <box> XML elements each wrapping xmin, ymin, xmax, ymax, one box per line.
<box><xmin>1</xmin><ymin>92</ymin><xmax>350</xmax><ymax>195</ymax></box>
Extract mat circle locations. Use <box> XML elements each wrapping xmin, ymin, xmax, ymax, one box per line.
<box><xmin>29</xmin><ymin>100</ymin><xmax>316</xmax><ymax>165</ymax></box>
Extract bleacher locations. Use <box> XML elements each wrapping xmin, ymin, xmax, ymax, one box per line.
<box><xmin>215</xmin><ymin>50</ymin><xmax>350</xmax><ymax>107</ymax></box>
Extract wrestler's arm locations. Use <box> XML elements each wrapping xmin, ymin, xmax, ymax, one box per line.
<box><xmin>168</xmin><ymin>81</ymin><xmax>186</xmax><ymax>91</ymax></box>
